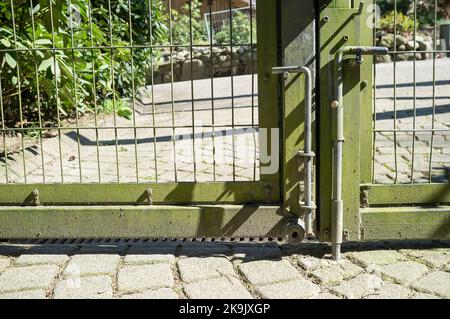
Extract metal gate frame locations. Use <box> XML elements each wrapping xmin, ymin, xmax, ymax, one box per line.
<box><xmin>0</xmin><ymin>1</ymin><xmax>308</xmax><ymax>240</ymax></box>
<box><xmin>317</xmin><ymin>0</ymin><xmax>450</xmax><ymax>244</ymax></box>
<box><xmin>3</xmin><ymin>0</ymin><xmax>448</xmax><ymax>244</ymax></box>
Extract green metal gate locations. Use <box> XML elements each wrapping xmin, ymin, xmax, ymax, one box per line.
<box><xmin>0</xmin><ymin>0</ymin><xmax>449</xmax><ymax>258</ymax></box>
<box><xmin>0</xmin><ymin>0</ymin><xmax>307</xmax><ymax>241</ymax></box>
<box><xmin>317</xmin><ymin>0</ymin><xmax>450</xmax><ymax>258</ymax></box>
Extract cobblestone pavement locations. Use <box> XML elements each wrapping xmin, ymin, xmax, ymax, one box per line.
<box><xmin>373</xmin><ymin>58</ymin><xmax>450</xmax><ymax>184</ymax></box>
<box><xmin>1</xmin><ymin>58</ymin><xmax>449</xmax><ymax>184</ymax></box>
<box><xmin>0</xmin><ymin>241</ymin><xmax>449</xmax><ymax>299</ymax></box>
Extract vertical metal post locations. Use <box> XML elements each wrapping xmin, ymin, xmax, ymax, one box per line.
<box><xmin>272</xmin><ymin>66</ymin><xmax>314</xmax><ymax>236</ymax></box>
<box><xmin>331</xmin><ymin>46</ymin><xmax>388</xmax><ymax>260</ymax></box>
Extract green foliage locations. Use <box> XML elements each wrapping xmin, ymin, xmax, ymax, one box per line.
<box><xmin>215</xmin><ymin>11</ymin><xmax>256</xmax><ymax>45</ymax></box>
<box><xmin>379</xmin><ymin>11</ymin><xmax>416</xmax><ymax>34</ymax></box>
<box><xmin>377</xmin><ymin>0</ymin><xmax>450</xmax><ymax>28</ymax></box>
<box><xmin>100</xmin><ymin>98</ymin><xmax>132</xmax><ymax>120</ymax></box>
<box><xmin>170</xmin><ymin>0</ymin><xmax>207</xmax><ymax>45</ymax></box>
<box><xmin>0</xmin><ymin>0</ymin><xmax>166</xmax><ymax>128</ymax></box>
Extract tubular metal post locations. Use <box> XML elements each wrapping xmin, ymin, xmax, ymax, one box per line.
<box><xmin>331</xmin><ymin>46</ymin><xmax>388</xmax><ymax>260</ymax></box>
<box><xmin>272</xmin><ymin>66</ymin><xmax>315</xmax><ymax>236</ymax></box>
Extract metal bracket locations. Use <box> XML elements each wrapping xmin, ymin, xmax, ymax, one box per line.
<box><xmin>273</xmin><ymin>65</ymin><xmax>315</xmax><ymax>237</ymax></box>
<box><xmin>298</xmin><ymin>151</ymin><xmax>315</xmax><ymax>158</ymax></box>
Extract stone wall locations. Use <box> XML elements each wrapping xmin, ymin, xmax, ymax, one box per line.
<box><xmin>147</xmin><ymin>45</ymin><xmax>257</xmax><ymax>84</ymax></box>
<box><xmin>375</xmin><ymin>32</ymin><xmax>434</xmax><ymax>63</ymax></box>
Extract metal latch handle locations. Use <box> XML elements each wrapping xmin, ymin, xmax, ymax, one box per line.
<box><xmin>272</xmin><ymin>65</ymin><xmax>315</xmax><ymax>236</ymax></box>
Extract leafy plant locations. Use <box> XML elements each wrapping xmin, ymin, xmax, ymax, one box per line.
<box><xmin>170</xmin><ymin>0</ymin><xmax>207</xmax><ymax>45</ymax></box>
<box><xmin>379</xmin><ymin>10</ymin><xmax>416</xmax><ymax>34</ymax></box>
<box><xmin>215</xmin><ymin>11</ymin><xmax>256</xmax><ymax>45</ymax></box>
<box><xmin>0</xmin><ymin>0</ymin><xmax>166</xmax><ymax>129</ymax></box>
<box><xmin>376</xmin><ymin>0</ymin><xmax>450</xmax><ymax>27</ymax></box>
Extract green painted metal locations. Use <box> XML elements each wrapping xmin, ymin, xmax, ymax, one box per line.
<box><xmin>320</xmin><ymin>0</ymin><xmax>450</xmax><ymax>243</ymax></box>
<box><xmin>361</xmin><ymin>206</ymin><xmax>450</xmax><ymax>240</ymax></box>
<box><xmin>0</xmin><ymin>2</ymin><xmax>283</xmax><ymax>209</ymax></box>
<box><xmin>280</xmin><ymin>1</ymin><xmax>316</xmax><ymax>216</ymax></box>
<box><xmin>361</xmin><ymin>184</ymin><xmax>450</xmax><ymax>206</ymax></box>
<box><xmin>0</xmin><ymin>182</ymin><xmax>279</xmax><ymax>206</ymax></box>
<box><xmin>0</xmin><ymin>205</ymin><xmax>292</xmax><ymax>239</ymax></box>
<box><xmin>318</xmin><ymin>3</ymin><xmax>364</xmax><ymax>242</ymax></box>
<box><xmin>257</xmin><ymin>0</ymin><xmax>281</xmax><ymax>187</ymax></box>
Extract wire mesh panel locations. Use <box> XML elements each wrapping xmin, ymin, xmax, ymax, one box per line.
<box><xmin>372</xmin><ymin>0</ymin><xmax>450</xmax><ymax>184</ymax></box>
<box><xmin>0</xmin><ymin>0</ymin><xmax>259</xmax><ymax>185</ymax></box>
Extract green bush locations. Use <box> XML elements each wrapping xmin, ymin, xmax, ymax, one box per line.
<box><xmin>170</xmin><ymin>0</ymin><xmax>207</xmax><ymax>45</ymax></box>
<box><xmin>376</xmin><ymin>0</ymin><xmax>450</xmax><ymax>28</ymax></box>
<box><xmin>379</xmin><ymin>11</ymin><xmax>416</xmax><ymax>34</ymax></box>
<box><xmin>0</xmin><ymin>0</ymin><xmax>166</xmax><ymax>128</ymax></box>
<box><xmin>215</xmin><ymin>11</ymin><xmax>256</xmax><ymax>45</ymax></box>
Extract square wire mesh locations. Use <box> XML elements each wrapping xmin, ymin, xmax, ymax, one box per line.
<box><xmin>0</xmin><ymin>0</ymin><xmax>260</xmax><ymax>184</ymax></box>
<box><xmin>372</xmin><ymin>0</ymin><xmax>450</xmax><ymax>184</ymax></box>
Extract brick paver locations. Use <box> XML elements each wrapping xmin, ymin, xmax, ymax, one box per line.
<box><xmin>0</xmin><ymin>242</ymin><xmax>448</xmax><ymax>299</ymax></box>
<box><xmin>183</xmin><ymin>276</ymin><xmax>253</xmax><ymax>299</ymax></box>
<box><xmin>238</xmin><ymin>260</ymin><xmax>300</xmax><ymax>286</ymax></box>
<box><xmin>53</xmin><ymin>275</ymin><xmax>113</xmax><ymax>299</ymax></box>
<box><xmin>118</xmin><ymin>264</ymin><xmax>174</xmax><ymax>294</ymax></box>
<box><xmin>63</xmin><ymin>254</ymin><xmax>120</xmax><ymax>277</ymax></box>
<box><xmin>0</xmin><ymin>265</ymin><xmax>59</xmax><ymax>293</ymax></box>
<box><xmin>411</xmin><ymin>271</ymin><xmax>450</xmax><ymax>298</ymax></box>
<box><xmin>178</xmin><ymin>257</ymin><xmax>235</xmax><ymax>283</ymax></box>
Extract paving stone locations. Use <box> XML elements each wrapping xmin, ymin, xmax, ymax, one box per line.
<box><xmin>123</xmin><ymin>254</ymin><xmax>175</xmax><ymax>265</ymax></box>
<box><xmin>118</xmin><ymin>264</ymin><xmax>174</xmax><ymax>293</ymax></box>
<box><xmin>0</xmin><ymin>265</ymin><xmax>59</xmax><ymax>293</ymax></box>
<box><xmin>310</xmin><ymin>260</ymin><xmax>363</xmax><ymax>284</ymax></box>
<box><xmin>400</xmin><ymin>249</ymin><xmax>450</xmax><ymax>269</ymax></box>
<box><xmin>332</xmin><ymin>274</ymin><xmax>384</xmax><ymax>299</ymax></box>
<box><xmin>0</xmin><ymin>289</ymin><xmax>47</xmax><ymax>299</ymax></box>
<box><xmin>377</xmin><ymin>261</ymin><xmax>429</xmax><ymax>284</ymax></box>
<box><xmin>238</xmin><ymin>260</ymin><xmax>300</xmax><ymax>286</ymax></box>
<box><xmin>256</xmin><ymin>278</ymin><xmax>320</xmax><ymax>299</ymax></box>
<box><xmin>0</xmin><ymin>257</ymin><xmax>10</xmax><ymax>272</ymax></box>
<box><xmin>178</xmin><ymin>257</ymin><xmax>235</xmax><ymax>283</ymax></box>
<box><xmin>348</xmin><ymin>250</ymin><xmax>408</xmax><ymax>267</ymax></box>
<box><xmin>297</xmin><ymin>255</ymin><xmax>334</xmax><ymax>271</ymax></box>
<box><xmin>120</xmin><ymin>288</ymin><xmax>179</xmax><ymax>299</ymax></box>
<box><xmin>53</xmin><ymin>275</ymin><xmax>113</xmax><ymax>299</ymax></box>
<box><xmin>412</xmin><ymin>271</ymin><xmax>450</xmax><ymax>298</ymax></box>
<box><xmin>310</xmin><ymin>267</ymin><xmax>344</xmax><ymax>284</ymax></box>
<box><xmin>183</xmin><ymin>276</ymin><xmax>252</xmax><ymax>299</ymax></box>
<box><xmin>364</xmin><ymin>283</ymin><xmax>411</xmax><ymax>299</ymax></box>
<box><xmin>338</xmin><ymin>260</ymin><xmax>365</xmax><ymax>278</ymax></box>
<box><xmin>63</xmin><ymin>255</ymin><xmax>120</xmax><ymax>277</ymax></box>
<box><xmin>15</xmin><ymin>254</ymin><xmax>69</xmax><ymax>266</ymax></box>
